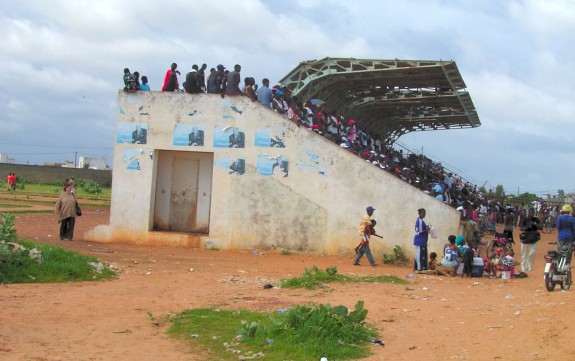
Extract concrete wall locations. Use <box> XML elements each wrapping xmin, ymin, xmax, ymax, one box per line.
<box><xmin>85</xmin><ymin>91</ymin><xmax>460</xmax><ymax>258</ymax></box>
<box><xmin>0</xmin><ymin>163</ymin><xmax>112</xmax><ymax>186</ymax></box>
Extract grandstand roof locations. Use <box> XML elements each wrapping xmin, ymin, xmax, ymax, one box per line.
<box><xmin>279</xmin><ymin>57</ymin><xmax>480</xmax><ymax>145</ymax></box>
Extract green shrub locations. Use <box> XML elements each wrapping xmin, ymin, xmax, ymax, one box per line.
<box><xmin>382</xmin><ymin>245</ymin><xmax>407</xmax><ymax>265</ymax></box>
<box><xmin>0</xmin><ymin>240</ymin><xmax>115</xmax><ymax>283</ymax></box>
<box><xmin>75</xmin><ymin>178</ymin><xmax>101</xmax><ymax>194</ymax></box>
<box><xmin>168</xmin><ymin>301</ymin><xmax>377</xmax><ymax>360</ymax></box>
<box><xmin>0</xmin><ymin>213</ymin><xmax>17</xmax><ymax>243</ymax></box>
<box><xmin>15</xmin><ymin>176</ymin><xmax>25</xmax><ymax>190</ymax></box>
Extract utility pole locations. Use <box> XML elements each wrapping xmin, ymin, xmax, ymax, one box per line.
<box><xmin>74</xmin><ymin>151</ymin><xmax>77</xmax><ymax>168</ymax></box>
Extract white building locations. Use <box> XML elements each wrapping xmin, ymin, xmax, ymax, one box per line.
<box><xmin>0</xmin><ymin>154</ymin><xmax>15</xmax><ymax>164</ymax></box>
<box><xmin>78</xmin><ymin>156</ymin><xmax>108</xmax><ymax>170</ymax></box>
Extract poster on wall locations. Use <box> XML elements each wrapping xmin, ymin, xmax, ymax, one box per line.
<box><xmin>256</xmin><ymin>154</ymin><xmax>288</xmax><ymax>177</ymax></box>
<box><xmin>254</xmin><ymin>128</ymin><xmax>286</xmax><ymax>148</ymax></box>
<box><xmin>173</xmin><ymin>124</ymin><xmax>205</xmax><ymax>146</ymax></box>
<box><xmin>123</xmin><ymin>148</ymin><xmax>144</xmax><ymax>170</ymax></box>
<box><xmin>117</xmin><ymin>122</ymin><xmax>148</xmax><ymax>144</ymax></box>
<box><xmin>214</xmin><ymin>157</ymin><xmax>246</xmax><ymax>175</ymax></box>
<box><xmin>213</xmin><ymin>126</ymin><xmax>245</xmax><ymax>148</ymax></box>
<box><xmin>297</xmin><ymin>150</ymin><xmax>326</xmax><ymax>175</ymax></box>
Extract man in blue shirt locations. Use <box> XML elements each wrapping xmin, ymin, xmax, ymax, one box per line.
<box><xmin>414</xmin><ymin>208</ymin><xmax>430</xmax><ymax>271</ymax></box>
<box><xmin>557</xmin><ymin>204</ymin><xmax>575</xmax><ymax>243</ymax></box>
<box><xmin>256</xmin><ymin>78</ymin><xmax>273</xmax><ymax>108</ymax></box>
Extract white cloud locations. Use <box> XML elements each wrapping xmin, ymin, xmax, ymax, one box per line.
<box><xmin>0</xmin><ymin>0</ymin><xmax>574</xmax><ymax>193</ymax></box>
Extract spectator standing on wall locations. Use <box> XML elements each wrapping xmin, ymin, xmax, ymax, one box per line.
<box><xmin>214</xmin><ymin>64</ymin><xmax>227</xmax><ymax>94</ymax></box>
<box><xmin>183</xmin><ymin>65</ymin><xmax>201</xmax><ymax>94</ymax></box>
<box><xmin>206</xmin><ymin>67</ymin><xmax>217</xmax><ymax>93</ymax></box>
<box><xmin>225</xmin><ymin>64</ymin><xmax>242</xmax><ymax>96</ymax></box>
<box><xmin>198</xmin><ymin>63</ymin><xmax>207</xmax><ymax>92</ymax></box>
<box><xmin>257</xmin><ymin>78</ymin><xmax>273</xmax><ymax>108</ymax></box>
<box><xmin>161</xmin><ymin>63</ymin><xmax>180</xmax><ymax>91</ymax></box>
<box><xmin>243</xmin><ymin>77</ymin><xmax>257</xmax><ymax>101</ymax></box>
<box><xmin>414</xmin><ymin>208</ymin><xmax>431</xmax><ymax>271</ymax></box>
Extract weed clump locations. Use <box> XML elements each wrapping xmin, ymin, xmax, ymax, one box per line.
<box><xmin>382</xmin><ymin>245</ymin><xmax>407</xmax><ymax>265</ymax></box>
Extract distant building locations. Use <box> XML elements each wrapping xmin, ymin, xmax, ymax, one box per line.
<box><xmin>0</xmin><ymin>154</ymin><xmax>15</xmax><ymax>164</ymax></box>
<box><xmin>62</xmin><ymin>160</ymin><xmax>75</xmax><ymax>168</ymax></box>
<box><xmin>78</xmin><ymin>156</ymin><xmax>108</xmax><ymax>170</ymax></box>
<box><xmin>43</xmin><ymin>162</ymin><xmax>65</xmax><ymax>167</ymax></box>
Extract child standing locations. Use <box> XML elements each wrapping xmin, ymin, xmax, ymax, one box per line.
<box><xmin>461</xmin><ymin>242</ymin><xmax>475</xmax><ymax>277</ymax></box>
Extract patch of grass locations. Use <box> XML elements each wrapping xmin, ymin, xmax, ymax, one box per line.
<box><xmin>168</xmin><ymin>301</ymin><xmax>377</xmax><ymax>361</ymax></box>
<box><xmin>280</xmin><ymin>266</ymin><xmax>406</xmax><ymax>289</ymax></box>
<box><xmin>280</xmin><ymin>249</ymin><xmax>291</xmax><ymax>255</ymax></box>
<box><xmin>0</xmin><ymin>240</ymin><xmax>116</xmax><ymax>283</ymax></box>
<box><xmin>8</xmin><ymin>183</ymin><xmax>111</xmax><ymax>199</ymax></box>
<box><xmin>0</xmin><ymin>203</ymin><xmax>30</xmax><ymax>208</ymax></box>
<box><xmin>6</xmin><ymin>210</ymin><xmax>56</xmax><ymax>214</ymax></box>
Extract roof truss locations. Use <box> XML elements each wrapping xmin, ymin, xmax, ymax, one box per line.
<box><xmin>279</xmin><ymin>57</ymin><xmax>480</xmax><ymax>144</ymax></box>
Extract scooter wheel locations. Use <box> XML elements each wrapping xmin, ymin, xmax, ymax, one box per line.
<box><xmin>561</xmin><ymin>269</ymin><xmax>572</xmax><ymax>290</ymax></box>
<box><xmin>545</xmin><ymin>269</ymin><xmax>556</xmax><ymax>292</ymax></box>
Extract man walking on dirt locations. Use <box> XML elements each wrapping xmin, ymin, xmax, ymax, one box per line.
<box><xmin>353</xmin><ymin>206</ymin><xmax>377</xmax><ymax>266</ymax></box>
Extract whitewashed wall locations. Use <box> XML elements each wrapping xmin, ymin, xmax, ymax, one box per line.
<box><xmin>85</xmin><ymin>91</ymin><xmax>460</xmax><ymax>258</ymax></box>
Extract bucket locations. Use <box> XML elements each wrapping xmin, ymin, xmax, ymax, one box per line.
<box><xmin>471</xmin><ymin>258</ymin><xmax>484</xmax><ymax>277</ymax></box>
<box><xmin>501</xmin><ymin>271</ymin><xmax>511</xmax><ymax>280</ymax></box>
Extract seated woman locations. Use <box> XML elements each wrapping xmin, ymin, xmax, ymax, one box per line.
<box><xmin>440</xmin><ymin>235</ymin><xmax>461</xmax><ymax>275</ymax></box>
<box><xmin>484</xmin><ymin>236</ymin><xmax>514</xmax><ymax>278</ymax></box>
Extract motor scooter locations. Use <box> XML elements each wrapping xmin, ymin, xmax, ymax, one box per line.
<box><xmin>544</xmin><ymin>241</ymin><xmax>572</xmax><ymax>291</ymax></box>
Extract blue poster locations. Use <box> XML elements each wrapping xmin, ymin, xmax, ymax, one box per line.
<box><xmin>213</xmin><ymin>126</ymin><xmax>245</xmax><ymax>148</ymax></box>
<box><xmin>174</xmin><ymin>124</ymin><xmax>205</xmax><ymax>146</ymax></box>
<box><xmin>123</xmin><ymin>148</ymin><xmax>143</xmax><ymax>171</ymax></box>
<box><xmin>117</xmin><ymin>122</ymin><xmax>148</xmax><ymax>144</ymax></box>
<box><xmin>257</xmin><ymin>155</ymin><xmax>288</xmax><ymax>177</ymax></box>
<box><xmin>254</xmin><ymin>128</ymin><xmax>286</xmax><ymax>148</ymax></box>
<box><xmin>214</xmin><ymin>157</ymin><xmax>245</xmax><ymax>175</ymax></box>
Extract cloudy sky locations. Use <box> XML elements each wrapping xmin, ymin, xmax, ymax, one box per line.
<box><xmin>1</xmin><ymin>0</ymin><xmax>573</xmax><ymax>196</ymax></box>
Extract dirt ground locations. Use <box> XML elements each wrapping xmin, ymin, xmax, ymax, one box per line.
<box><xmin>1</xmin><ymin>208</ymin><xmax>574</xmax><ymax>361</ymax></box>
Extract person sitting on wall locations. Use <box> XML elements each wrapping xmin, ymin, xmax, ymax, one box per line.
<box><xmin>123</xmin><ymin>68</ymin><xmax>138</xmax><ymax>92</ymax></box>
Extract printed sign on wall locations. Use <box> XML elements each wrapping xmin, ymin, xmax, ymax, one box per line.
<box><xmin>173</xmin><ymin>124</ymin><xmax>205</xmax><ymax>146</ymax></box>
<box><xmin>117</xmin><ymin>122</ymin><xmax>148</xmax><ymax>144</ymax></box>
<box><xmin>257</xmin><ymin>154</ymin><xmax>288</xmax><ymax>177</ymax></box>
<box><xmin>214</xmin><ymin>126</ymin><xmax>245</xmax><ymax>148</ymax></box>
<box><xmin>123</xmin><ymin>148</ymin><xmax>144</xmax><ymax>170</ymax></box>
<box><xmin>214</xmin><ymin>157</ymin><xmax>246</xmax><ymax>175</ymax></box>
<box><xmin>254</xmin><ymin>128</ymin><xmax>286</xmax><ymax>148</ymax></box>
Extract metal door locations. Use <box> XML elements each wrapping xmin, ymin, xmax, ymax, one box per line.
<box><xmin>169</xmin><ymin>157</ymin><xmax>199</xmax><ymax>232</ymax></box>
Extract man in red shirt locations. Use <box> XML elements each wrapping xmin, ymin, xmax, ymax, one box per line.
<box><xmin>161</xmin><ymin>63</ymin><xmax>180</xmax><ymax>91</ymax></box>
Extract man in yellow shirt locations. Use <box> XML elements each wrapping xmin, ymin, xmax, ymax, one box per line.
<box><xmin>354</xmin><ymin>206</ymin><xmax>377</xmax><ymax>266</ymax></box>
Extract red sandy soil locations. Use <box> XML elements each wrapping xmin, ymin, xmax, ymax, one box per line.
<box><xmin>1</xmin><ymin>209</ymin><xmax>573</xmax><ymax>361</ymax></box>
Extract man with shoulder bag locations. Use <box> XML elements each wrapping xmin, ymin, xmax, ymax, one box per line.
<box><xmin>519</xmin><ymin>216</ymin><xmax>541</xmax><ymax>274</ymax></box>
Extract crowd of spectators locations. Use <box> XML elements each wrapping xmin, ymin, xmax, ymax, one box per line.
<box><xmin>122</xmin><ymin>62</ymin><xmax>559</xmax><ymax>225</ymax></box>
